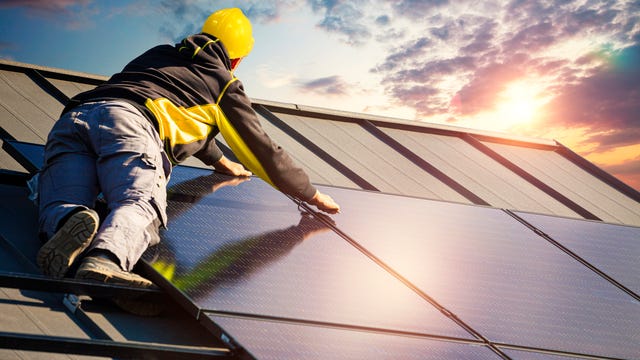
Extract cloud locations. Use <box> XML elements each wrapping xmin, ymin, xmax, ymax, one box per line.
<box><xmin>587</xmin><ymin>129</ymin><xmax>640</xmax><ymax>150</ymax></box>
<box><xmin>459</xmin><ymin>20</ymin><xmax>497</xmax><ymax>56</ymax></box>
<box><xmin>598</xmin><ymin>155</ymin><xmax>640</xmax><ymax>191</ymax></box>
<box><xmin>307</xmin><ymin>0</ymin><xmax>372</xmax><ymax>45</ymax></box>
<box><xmin>375</xmin><ymin>15</ymin><xmax>390</xmax><ymax>26</ymax></box>
<box><xmin>372</xmin><ymin>37</ymin><xmax>431</xmax><ymax>72</ymax></box>
<box><xmin>538</xmin><ymin>45</ymin><xmax>640</xmax><ymax>150</ymax></box>
<box><xmin>244</xmin><ymin>1</ymin><xmax>307</xmax><ymax>23</ymax></box>
<box><xmin>0</xmin><ymin>0</ymin><xmax>98</xmax><ymax>29</ymax></box>
<box><xmin>389</xmin><ymin>0</ymin><xmax>450</xmax><ymax>19</ymax></box>
<box><xmin>155</xmin><ymin>0</ymin><xmax>302</xmax><ymax>42</ymax></box>
<box><xmin>376</xmin><ymin>53</ymin><xmax>476</xmax><ymax>116</ymax></box>
<box><xmin>296</xmin><ymin>75</ymin><xmax>349</xmax><ymax>96</ymax></box>
<box><xmin>156</xmin><ymin>0</ymin><xmax>211</xmax><ymax>41</ymax></box>
<box><xmin>0</xmin><ymin>0</ymin><xmax>91</xmax><ymax>13</ymax></box>
<box><xmin>366</xmin><ymin>0</ymin><xmax>639</xmax><ymax>136</ymax></box>
<box><xmin>501</xmin><ymin>21</ymin><xmax>557</xmax><ymax>53</ymax></box>
<box><xmin>604</xmin><ymin>156</ymin><xmax>640</xmax><ymax>176</ymax></box>
<box><xmin>374</xmin><ymin>26</ymin><xmax>407</xmax><ymax>43</ymax></box>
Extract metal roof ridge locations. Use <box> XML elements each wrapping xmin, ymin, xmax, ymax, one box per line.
<box><xmin>251</xmin><ymin>98</ymin><xmax>557</xmax><ymax>146</ymax></box>
<box><xmin>0</xmin><ymin>59</ymin><xmax>109</xmax><ymax>82</ymax></box>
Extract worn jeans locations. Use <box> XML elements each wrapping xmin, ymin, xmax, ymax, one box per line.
<box><xmin>38</xmin><ymin>100</ymin><xmax>170</xmax><ymax>271</ymax></box>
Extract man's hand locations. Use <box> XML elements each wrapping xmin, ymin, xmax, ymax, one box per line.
<box><xmin>214</xmin><ymin>156</ymin><xmax>252</xmax><ymax>177</ymax></box>
<box><xmin>308</xmin><ymin>190</ymin><xmax>340</xmax><ymax>214</ymax></box>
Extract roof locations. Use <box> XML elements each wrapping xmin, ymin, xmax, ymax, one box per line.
<box><xmin>1</xmin><ymin>59</ymin><xmax>639</xmax><ymax>359</ymax></box>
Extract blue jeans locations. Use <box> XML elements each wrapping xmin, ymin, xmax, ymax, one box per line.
<box><xmin>38</xmin><ymin>100</ymin><xmax>170</xmax><ymax>271</ymax></box>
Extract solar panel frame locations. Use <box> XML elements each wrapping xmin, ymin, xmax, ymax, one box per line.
<box><xmin>206</xmin><ymin>315</ymin><xmax>502</xmax><ymax>360</ymax></box>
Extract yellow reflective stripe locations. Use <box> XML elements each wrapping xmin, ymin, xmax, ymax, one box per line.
<box><xmin>145</xmin><ymin>98</ymin><xmax>217</xmax><ymax>147</ymax></box>
<box><xmin>216</xmin><ymin>109</ymin><xmax>275</xmax><ymax>188</ymax></box>
<box><xmin>191</xmin><ymin>39</ymin><xmax>217</xmax><ymax>59</ymax></box>
<box><xmin>144</xmin><ymin>77</ymin><xmax>276</xmax><ymax>188</ymax></box>
<box><xmin>178</xmin><ymin>39</ymin><xmax>219</xmax><ymax>58</ymax></box>
<box><xmin>214</xmin><ymin>76</ymin><xmax>275</xmax><ymax>187</ymax></box>
<box><xmin>217</xmin><ymin>77</ymin><xmax>238</xmax><ymax>105</ymax></box>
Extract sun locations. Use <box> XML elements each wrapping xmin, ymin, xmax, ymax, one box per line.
<box><xmin>456</xmin><ymin>79</ymin><xmax>551</xmax><ymax>134</ymax></box>
<box><xmin>492</xmin><ymin>80</ymin><xmax>546</xmax><ymax>129</ymax></box>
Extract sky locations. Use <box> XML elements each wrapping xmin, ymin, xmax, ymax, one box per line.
<box><xmin>0</xmin><ymin>0</ymin><xmax>639</xmax><ymax>191</ymax></box>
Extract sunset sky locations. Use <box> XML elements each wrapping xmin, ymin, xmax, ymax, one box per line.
<box><xmin>1</xmin><ymin>0</ymin><xmax>638</xmax><ymax>190</ymax></box>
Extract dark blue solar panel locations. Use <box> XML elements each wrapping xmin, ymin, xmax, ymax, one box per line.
<box><xmin>515</xmin><ymin>211</ymin><xmax>640</xmax><ymax>295</ymax></box>
<box><xmin>152</xmin><ymin>166</ymin><xmax>471</xmax><ymax>339</ymax></box>
<box><xmin>2</xmin><ymin>140</ymin><xmax>44</xmax><ymax>172</ymax></box>
<box><xmin>501</xmin><ymin>348</ymin><xmax>595</xmax><ymax>360</ymax></box>
<box><xmin>208</xmin><ymin>315</ymin><xmax>500</xmax><ymax>360</ymax></box>
<box><xmin>0</xmin><ymin>185</ymin><xmax>41</xmax><ymax>273</ymax></box>
<box><xmin>316</xmin><ymin>185</ymin><xmax>640</xmax><ymax>359</ymax></box>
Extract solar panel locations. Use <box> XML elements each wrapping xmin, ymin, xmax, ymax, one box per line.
<box><xmin>316</xmin><ymin>185</ymin><xmax>640</xmax><ymax>359</ymax></box>
<box><xmin>514</xmin><ymin>211</ymin><xmax>640</xmax><ymax>296</ymax></box>
<box><xmin>6</xmin><ymin>142</ymin><xmax>638</xmax><ymax>358</ymax></box>
<box><xmin>2</xmin><ymin>139</ymin><xmax>44</xmax><ymax>173</ymax></box>
<box><xmin>153</xmin><ymin>166</ymin><xmax>472</xmax><ymax>339</ymax></box>
<box><xmin>500</xmin><ymin>348</ymin><xmax>594</xmax><ymax>360</ymax></box>
<box><xmin>208</xmin><ymin>315</ymin><xmax>500</xmax><ymax>360</ymax></box>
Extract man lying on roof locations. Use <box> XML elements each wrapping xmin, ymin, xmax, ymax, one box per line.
<box><xmin>35</xmin><ymin>7</ymin><xmax>340</xmax><ymax>314</ymax></box>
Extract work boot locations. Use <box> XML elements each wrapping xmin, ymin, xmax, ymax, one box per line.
<box><xmin>37</xmin><ymin>209</ymin><xmax>100</xmax><ymax>278</ymax></box>
<box><xmin>75</xmin><ymin>254</ymin><xmax>155</xmax><ymax>288</ymax></box>
<box><xmin>76</xmin><ymin>254</ymin><xmax>164</xmax><ymax>316</ymax></box>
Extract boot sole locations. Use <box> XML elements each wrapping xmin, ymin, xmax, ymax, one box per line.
<box><xmin>77</xmin><ymin>264</ymin><xmax>162</xmax><ymax>316</ymax></box>
<box><xmin>75</xmin><ymin>257</ymin><xmax>155</xmax><ymax>289</ymax></box>
<box><xmin>37</xmin><ymin>210</ymin><xmax>99</xmax><ymax>278</ymax></box>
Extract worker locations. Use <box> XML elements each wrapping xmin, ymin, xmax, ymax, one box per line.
<box><xmin>35</xmin><ymin>7</ymin><xmax>340</xmax><ymax>312</ymax></box>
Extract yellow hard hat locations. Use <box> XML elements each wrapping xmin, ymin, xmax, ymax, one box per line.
<box><xmin>202</xmin><ymin>8</ymin><xmax>254</xmax><ymax>59</ymax></box>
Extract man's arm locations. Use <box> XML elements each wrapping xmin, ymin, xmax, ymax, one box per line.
<box><xmin>216</xmin><ymin>78</ymin><xmax>341</xmax><ymax>214</ymax></box>
<box><xmin>214</xmin><ymin>155</ymin><xmax>340</xmax><ymax>214</ymax></box>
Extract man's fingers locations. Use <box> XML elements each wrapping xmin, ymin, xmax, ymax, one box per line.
<box><xmin>320</xmin><ymin>204</ymin><xmax>340</xmax><ymax>214</ymax></box>
<box><xmin>310</xmin><ymin>192</ymin><xmax>340</xmax><ymax>214</ymax></box>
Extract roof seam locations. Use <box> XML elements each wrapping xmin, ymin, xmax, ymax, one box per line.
<box><xmin>254</xmin><ymin>104</ymin><xmax>379</xmax><ymax>191</ymax></box>
<box><xmin>360</xmin><ymin>120</ymin><xmax>490</xmax><ymax>205</ymax></box>
<box><xmin>463</xmin><ymin>134</ymin><xmax>601</xmax><ymax>221</ymax></box>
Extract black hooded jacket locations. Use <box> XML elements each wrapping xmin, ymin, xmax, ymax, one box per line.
<box><xmin>62</xmin><ymin>33</ymin><xmax>316</xmax><ymax>201</ymax></box>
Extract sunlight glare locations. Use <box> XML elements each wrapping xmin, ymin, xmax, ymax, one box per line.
<box><xmin>492</xmin><ymin>80</ymin><xmax>547</xmax><ymax>130</ymax></box>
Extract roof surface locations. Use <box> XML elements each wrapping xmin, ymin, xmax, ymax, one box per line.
<box><xmin>1</xmin><ymin>59</ymin><xmax>639</xmax><ymax>359</ymax></box>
